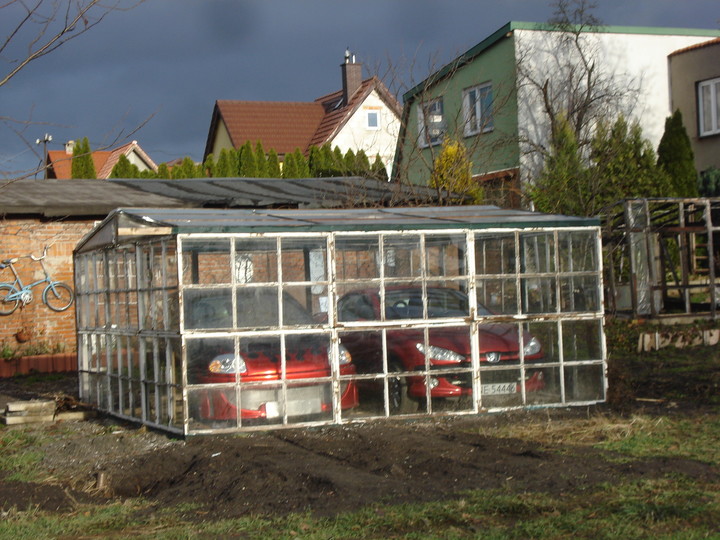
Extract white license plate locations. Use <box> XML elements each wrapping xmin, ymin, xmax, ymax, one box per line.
<box><xmin>481</xmin><ymin>382</ymin><xmax>517</xmax><ymax>395</ymax></box>
<box><xmin>264</xmin><ymin>398</ymin><xmax>323</xmax><ymax>418</ymax></box>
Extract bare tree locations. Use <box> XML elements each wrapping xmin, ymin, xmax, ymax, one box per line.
<box><xmin>1</xmin><ymin>0</ymin><xmax>144</xmax><ymax>180</ymax></box>
<box><xmin>516</xmin><ymin>0</ymin><xmax>641</xmax><ymax>188</ymax></box>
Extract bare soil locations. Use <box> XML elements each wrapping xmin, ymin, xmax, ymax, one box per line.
<box><xmin>0</xmin><ymin>349</ymin><xmax>718</xmax><ymax>519</ymax></box>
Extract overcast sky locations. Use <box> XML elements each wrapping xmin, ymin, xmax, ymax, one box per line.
<box><xmin>2</xmin><ymin>0</ymin><xmax>719</xmax><ymax>178</ymax></box>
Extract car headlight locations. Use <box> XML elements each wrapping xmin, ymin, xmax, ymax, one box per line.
<box><xmin>208</xmin><ymin>353</ymin><xmax>247</xmax><ymax>374</ymax></box>
<box><xmin>523</xmin><ymin>337</ymin><xmax>541</xmax><ymax>357</ymax></box>
<box><xmin>415</xmin><ymin>343</ymin><xmax>465</xmax><ymax>363</ymax></box>
<box><xmin>333</xmin><ymin>344</ymin><xmax>353</xmax><ymax>365</ymax></box>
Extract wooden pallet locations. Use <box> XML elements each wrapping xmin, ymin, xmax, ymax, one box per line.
<box><xmin>0</xmin><ymin>399</ymin><xmax>95</xmax><ymax>425</ymax></box>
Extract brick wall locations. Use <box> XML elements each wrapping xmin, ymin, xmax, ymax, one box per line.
<box><xmin>0</xmin><ymin>217</ymin><xmax>97</xmax><ymax>357</ymax></box>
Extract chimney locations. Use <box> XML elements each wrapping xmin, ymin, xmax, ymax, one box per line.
<box><xmin>341</xmin><ymin>49</ymin><xmax>362</xmax><ymax>106</ymax></box>
<box><xmin>65</xmin><ymin>140</ymin><xmax>75</xmax><ymax>155</ymax></box>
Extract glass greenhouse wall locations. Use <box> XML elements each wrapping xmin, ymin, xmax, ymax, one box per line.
<box><xmin>74</xmin><ymin>207</ymin><xmax>607</xmax><ymax>435</ymax></box>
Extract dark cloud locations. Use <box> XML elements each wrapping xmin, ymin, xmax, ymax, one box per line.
<box><xmin>1</xmin><ymin>0</ymin><xmax>718</xmax><ymax>177</ymax></box>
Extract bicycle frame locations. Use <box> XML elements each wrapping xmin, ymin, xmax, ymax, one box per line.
<box><xmin>0</xmin><ymin>245</ymin><xmax>75</xmax><ymax>313</ymax></box>
<box><xmin>1</xmin><ymin>261</ymin><xmax>54</xmax><ymax>304</ymax></box>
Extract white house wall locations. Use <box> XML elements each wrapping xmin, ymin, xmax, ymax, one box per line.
<box><xmin>515</xmin><ymin>28</ymin><xmax>718</xmax><ymax>180</ymax></box>
<box><xmin>330</xmin><ymin>90</ymin><xmax>400</xmax><ymax>177</ymax></box>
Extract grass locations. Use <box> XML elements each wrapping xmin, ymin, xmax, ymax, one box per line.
<box><xmin>0</xmin><ymin>343</ymin><xmax>718</xmax><ymax>538</ymax></box>
<box><xmin>0</xmin><ymin>476</ymin><xmax>717</xmax><ymax>539</ymax></box>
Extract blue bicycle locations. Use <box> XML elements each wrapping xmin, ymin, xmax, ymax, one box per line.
<box><xmin>0</xmin><ymin>246</ymin><xmax>75</xmax><ymax>314</ymax></box>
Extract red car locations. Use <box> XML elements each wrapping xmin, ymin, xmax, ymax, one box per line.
<box><xmin>187</xmin><ymin>289</ymin><xmax>359</xmax><ymax>423</ymax></box>
<box><xmin>337</xmin><ymin>287</ymin><xmax>545</xmax><ymax>412</ymax></box>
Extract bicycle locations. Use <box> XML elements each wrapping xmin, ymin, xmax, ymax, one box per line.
<box><xmin>0</xmin><ymin>245</ymin><xmax>75</xmax><ymax>314</ymax></box>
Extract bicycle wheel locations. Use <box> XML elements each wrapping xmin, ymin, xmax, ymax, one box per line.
<box><xmin>0</xmin><ymin>284</ymin><xmax>20</xmax><ymax>315</ymax></box>
<box><xmin>43</xmin><ymin>282</ymin><xmax>74</xmax><ymax>312</ymax></box>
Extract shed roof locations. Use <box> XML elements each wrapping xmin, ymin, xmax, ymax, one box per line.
<box><xmin>76</xmin><ymin>205</ymin><xmax>599</xmax><ymax>253</ymax></box>
<box><xmin>0</xmin><ymin>179</ymin><xmax>187</xmax><ymax>217</ymax></box>
<box><xmin>110</xmin><ymin>177</ymin><xmax>441</xmax><ymax>208</ymax></box>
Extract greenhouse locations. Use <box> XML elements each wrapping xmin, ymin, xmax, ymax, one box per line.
<box><xmin>74</xmin><ymin>205</ymin><xmax>607</xmax><ymax>435</ymax></box>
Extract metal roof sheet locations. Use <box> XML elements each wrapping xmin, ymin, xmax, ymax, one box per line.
<box><xmin>109</xmin><ymin>205</ymin><xmax>599</xmax><ymax>234</ymax></box>
<box><xmin>0</xmin><ymin>179</ymin><xmax>187</xmax><ymax>217</ymax></box>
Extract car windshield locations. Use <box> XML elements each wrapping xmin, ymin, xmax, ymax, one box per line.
<box><xmin>385</xmin><ymin>288</ymin><xmax>475</xmax><ymax>319</ymax></box>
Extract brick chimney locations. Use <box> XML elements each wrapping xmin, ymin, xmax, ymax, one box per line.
<box><xmin>341</xmin><ymin>49</ymin><xmax>363</xmax><ymax>106</ymax></box>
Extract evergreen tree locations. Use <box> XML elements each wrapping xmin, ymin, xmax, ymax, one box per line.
<box><xmin>532</xmin><ymin>114</ymin><xmax>671</xmax><ymax>217</ymax></box>
<box><xmin>171</xmin><ymin>156</ymin><xmax>201</xmax><ymax>179</ymax></box>
<box><xmin>239</xmin><ymin>141</ymin><xmax>258</xmax><ymax>177</ymax></box>
<box><xmin>343</xmin><ymin>149</ymin><xmax>357</xmax><ymax>175</ymax></box>
<box><xmin>155</xmin><ymin>162</ymin><xmax>171</xmax><ymax>179</ymax></box>
<box><xmin>110</xmin><ymin>154</ymin><xmax>140</xmax><ymax>178</ymax></box>
<box><xmin>657</xmin><ymin>109</ymin><xmax>698</xmax><ymax>197</ymax></box>
<box><xmin>202</xmin><ymin>154</ymin><xmax>215</xmax><ymax>178</ymax></box>
<box><xmin>267</xmin><ymin>149</ymin><xmax>281</xmax><ymax>177</ymax></box>
<box><xmin>282</xmin><ymin>151</ymin><xmax>298</xmax><ymax>179</ymax></box>
<box><xmin>320</xmin><ymin>143</ymin><xmax>339</xmax><ymax>176</ymax></box>
<box><xmin>214</xmin><ymin>149</ymin><xmax>234</xmax><ymax>177</ymax></box>
<box><xmin>332</xmin><ymin>147</ymin><xmax>345</xmax><ymax>175</ymax></box>
<box><xmin>308</xmin><ymin>145</ymin><xmax>324</xmax><ymax>176</ymax></box>
<box><xmin>71</xmin><ymin>137</ymin><xmax>96</xmax><ymax>179</ymax></box>
<box><xmin>355</xmin><ymin>149</ymin><xmax>371</xmax><ymax>176</ymax></box>
<box><xmin>370</xmin><ymin>155</ymin><xmax>388</xmax><ymax>181</ymax></box>
<box><xmin>295</xmin><ymin>148</ymin><xmax>310</xmax><ymax>178</ymax></box>
<box><xmin>254</xmin><ymin>141</ymin><xmax>268</xmax><ymax>178</ymax></box>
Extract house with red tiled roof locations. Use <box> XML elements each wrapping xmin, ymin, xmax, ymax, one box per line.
<box><xmin>203</xmin><ymin>51</ymin><xmax>402</xmax><ymax>176</ymax></box>
<box><xmin>45</xmin><ymin>140</ymin><xmax>158</xmax><ymax>179</ymax></box>
<box><xmin>669</xmin><ymin>37</ymin><xmax>720</xmax><ymax>175</ymax></box>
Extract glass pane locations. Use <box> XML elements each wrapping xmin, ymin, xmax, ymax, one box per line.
<box><xmin>182</xmin><ymin>239</ymin><xmax>232</xmax><ymax>285</ymax></box>
<box><xmin>335</xmin><ymin>236</ymin><xmax>380</xmax><ymax>280</ymax></box>
<box><xmin>186</xmin><ymin>337</ymin><xmax>236</xmax><ymax>385</ymax></box>
<box><xmin>564</xmin><ymin>364</ymin><xmax>605</xmax><ymax>402</ymax></box>
<box><xmin>521</xmin><ymin>233</ymin><xmax>555</xmax><ymax>273</ymax></box>
<box><xmin>284</xmin><ymin>285</ymin><xmax>327</xmax><ymax>324</ymax></box>
<box><xmin>521</xmin><ymin>277</ymin><xmax>557</xmax><ymax>313</ymax></box>
<box><xmin>478</xmin><ymin>367</ymin><xmax>522</xmax><ymax>408</ymax></box>
<box><xmin>476</xmin><ymin>278</ymin><xmax>518</xmax><ymax>315</ymax></box>
<box><xmin>184</xmin><ymin>288</ymin><xmax>233</xmax><ymax>330</ymax></box>
<box><xmin>235</xmin><ymin>238</ymin><xmax>278</xmax><ymax>284</ymax></box>
<box><xmin>384</xmin><ymin>235</ymin><xmax>422</xmax><ymax>279</ymax></box>
<box><xmin>476</xmin><ymin>234</ymin><xmax>516</xmax><ymax>275</ymax></box>
<box><xmin>235</xmin><ymin>287</ymin><xmax>280</xmax><ymax>329</ymax></box>
<box><xmin>562</xmin><ymin>320</ymin><xmax>603</xmax><ymax>361</ymax></box>
<box><xmin>425</xmin><ymin>234</ymin><xmax>467</xmax><ymax>277</ymax></box>
<box><xmin>280</xmin><ymin>237</ymin><xmax>327</xmax><ymax>283</ymax></box>
<box><xmin>702</xmin><ymin>83</ymin><xmax>712</xmax><ymax>133</ymax></box>
<box><xmin>559</xmin><ymin>231</ymin><xmax>597</xmax><ymax>272</ymax></box>
<box><xmin>560</xmin><ymin>275</ymin><xmax>600</xmax><ymax>312</ymax></box>
<box><xmin>188</xmin><ymin>385</ymin><xmax>238</xmax><ymax>430</ymax></box>
<box><xmin>338</xmin><ymin>291</ymin><xmax>379</xmax><ymax>322</ymax></box>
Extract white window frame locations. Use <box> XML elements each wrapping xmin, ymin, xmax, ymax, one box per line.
<box><xmin>698</xmin><ymin>77</ymin><xmax>720</xmax><ymax>137</ymax></box>
<box><xmin>366</xmin><ymin>110</ymin><xmax>380</xmax><ymax>130</ymax></box>
<box><xmin>463</xmin><ymin>82</ymin><xmax>494</xmax><ymax>137</ymax></box>
<box><xmin>417</xmin><ymin>97</ymin><xmax>445</xmax><ymax>148</ymax></box>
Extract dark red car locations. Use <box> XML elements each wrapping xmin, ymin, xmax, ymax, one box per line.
<box><xmin>338</xmin><ymin>287</ymin><xmax>545</xmax><ymax>412</ymax></box>
<box><xmin>187</xmin><ymin>289</ymin><xmax>359</xmax><ymax>423</ymax></box>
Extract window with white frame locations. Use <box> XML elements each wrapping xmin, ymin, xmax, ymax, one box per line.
<box><xmin>463</xmin><ymin>83</ymin><xmax>494</xmax><ymax>136</ymax></box>
<box><xmin>417</xmin><ymin>98</ymin><xmax>445</xmax><ymax>147</ymax></box>
<box><xmin>699</xmin><ymin>77</ymin><xmax>720</xmax><ymax>137</ymax></box>
<box><xmin>366</xmin><ymin>110</ymin><xmax>380</xmax><ymax>130</ymax></box>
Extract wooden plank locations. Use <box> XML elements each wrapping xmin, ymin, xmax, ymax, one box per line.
<box><xmin>1</xmin><ymin>413</ymin><xmax>56</xmax><ymax>425</ymax></box>
<box><xmin>6</xmin><ymin>400</ymin><xmax>56</xmax><ymax>414</ymax></box>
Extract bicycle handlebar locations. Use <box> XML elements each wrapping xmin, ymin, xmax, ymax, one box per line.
<box><xmin>29</xmin><ymin>246</ymin><xmax>49</xmax><ymax>262</ymax></box>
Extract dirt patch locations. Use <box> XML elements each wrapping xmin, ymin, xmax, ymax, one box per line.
<box><xmin>1</xmin><ymin>349</ymin><xmax>719</xmax><ymax>519</ymax></box>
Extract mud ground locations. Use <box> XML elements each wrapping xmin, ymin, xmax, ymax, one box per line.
<box><xmin>0</xmin><ymin>349</ymin><xmax>718</xmax><ymax>519</ymax></box>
